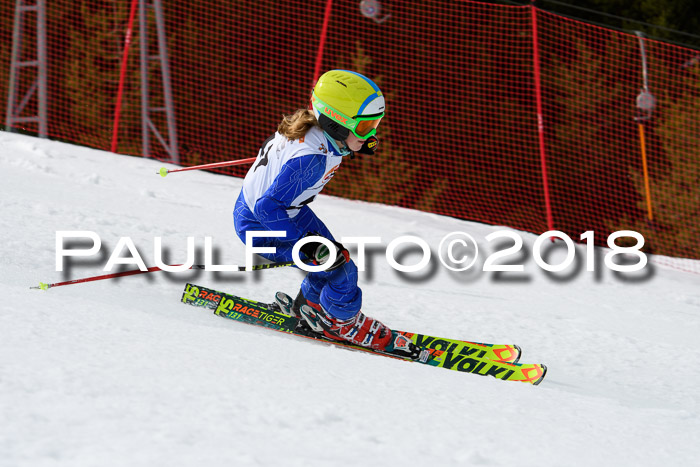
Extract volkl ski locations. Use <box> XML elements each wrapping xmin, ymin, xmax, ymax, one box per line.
<box><xmin>180</xmin><ymin>283</ymin><xmax>546</xmax><ymax>385</ymax></box>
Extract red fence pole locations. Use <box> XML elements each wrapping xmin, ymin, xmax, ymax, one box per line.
<box><xmin>110</xmin><ymin>0</ymin><xmax>140</xmax><ymax>153</ymax></box>
<box><xmin>530</xmin><ymin>5</ymin><xmax>554</xmax><ymax>232</ymax></box>
<box><xmin>312</xmin><ymin>0</ymin><xmax>333</xmax><ymax>86</ymax></box>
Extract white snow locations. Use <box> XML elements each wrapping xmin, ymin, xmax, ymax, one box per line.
<box><xmin>1</xmin><ymin>132</ymin><xmax>699</xmax><ymax>467</ymax></box>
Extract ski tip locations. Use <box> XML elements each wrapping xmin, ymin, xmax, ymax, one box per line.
<box><xmin>158</xmin><ymin>167</ymin><xmax>169</xmax><ymax>177</ymax></box>
<box><xmin>513</xmin><ymin>344</ymin><xmax>522</xmax><ymax>364</ymax></box>
<box><xmin>533</xmin><ymin>364</ymin><xmax>547</xmax><ymax>386</ymax></box>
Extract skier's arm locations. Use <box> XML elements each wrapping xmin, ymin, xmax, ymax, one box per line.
<box><xmin>252</xmin><ymin>154</ymin><xmax>326</xmax><ymax>242</ymax></box>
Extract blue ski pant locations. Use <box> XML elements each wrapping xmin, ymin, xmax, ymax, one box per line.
<box><xmin>233</xmin><ymin>192</ymin><xmax>361</xmax><ymax>320</ymax></box>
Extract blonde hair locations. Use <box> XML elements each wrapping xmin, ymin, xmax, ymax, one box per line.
<box><xmin>278</xmin><ymin>109</ymin><xmax>319</xmax><ymax>140</ymax></box>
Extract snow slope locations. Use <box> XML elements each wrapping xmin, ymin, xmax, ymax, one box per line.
<box><xmin>1</xmin><ymin>132</ymin><xmax>699</xmax><ymax>467</ymax></box>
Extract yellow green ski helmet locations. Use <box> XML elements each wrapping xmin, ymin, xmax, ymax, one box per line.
<box><xmin>311</xmin><ymin>70</ymin><xmax>385</xmax><ymax>141</ymax></box>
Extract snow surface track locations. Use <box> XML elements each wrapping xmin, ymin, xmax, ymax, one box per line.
<box><xmin>1</xmin><ymin>132</ymin><xmax>699</xmax><ymax>466</ymax></box>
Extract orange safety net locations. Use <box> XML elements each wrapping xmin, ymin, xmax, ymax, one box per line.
<box><xmin>1</xmin><ymin>1</ymin><xmax>698</xmax><ymax>270</ymax></box>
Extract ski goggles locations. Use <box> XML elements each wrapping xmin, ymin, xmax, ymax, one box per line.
<box><xmin>312</xmin><ymin>93</ymin><xmax>384</xmax><ymax>139</ymax></box>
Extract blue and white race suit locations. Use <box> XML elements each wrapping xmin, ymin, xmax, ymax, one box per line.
<box><xmin>233</xmin><ymin>125</ymin><xmax>360</xmax><ymax>320</ymax></box>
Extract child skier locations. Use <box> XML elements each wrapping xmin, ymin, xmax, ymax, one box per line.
<box><xmin>233</xmin><ymin>69</ymin><xmax>419</xmax><ymax>358</ymax></box>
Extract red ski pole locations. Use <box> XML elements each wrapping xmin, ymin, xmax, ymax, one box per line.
<box><xmin>31</xmin><ymin>260</ymin><xmax>299</xmax><ymax>290</ymax></box>
<box><xmin>158</xmin><ymin>157</ymin><xmax>256</xmax><ymax>177</ymax></box>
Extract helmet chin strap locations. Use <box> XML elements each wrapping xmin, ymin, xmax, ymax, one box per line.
<box><xmin>323</xmin><ymin>132</ymin><xmax>353</xmax><ymax>156</ymax></box>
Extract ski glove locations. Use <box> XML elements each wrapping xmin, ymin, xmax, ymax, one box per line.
<box><xmin>357</xmin><ymin>136</ymin><xmax>379</xmax><ymax>156</ymax></box>
<box><xmin>299</xmin><ymin>234</ymin><xmax>350</xmax><ymax>271</ymax></box>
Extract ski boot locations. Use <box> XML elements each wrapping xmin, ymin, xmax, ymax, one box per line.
<box><xmin>299</xmin><ymin>304</ymin><xmax>423</xmax><ymax>360</ymax></box>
